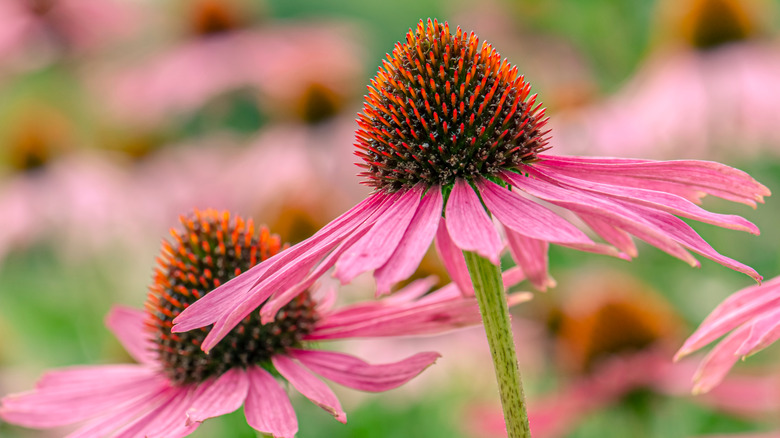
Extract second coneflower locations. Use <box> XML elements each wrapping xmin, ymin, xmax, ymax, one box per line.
<box><xmin>174</xmin><ymin>18</ymin><xmax>767</xmax><ymax>351</ymax></box>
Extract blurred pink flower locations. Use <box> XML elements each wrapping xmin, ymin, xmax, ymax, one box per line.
<box><xmin>553</xmin><ymin>44</ymin><xmax>780</xmax><ymax>160</ymax></box>
<box><xmin>676</xmin><ymin>276</ymin><xmax>780</xmax><ymax>393</ymax></box>
<box><xmin>467</xmin><ymin>351</ymin><xmax>780</xmax><ymax>438</ymax></box>
<box><xmin>95</xmin><ymin>14</ymin><xmax>363</xmax><ymax>126</ymax></box>
<box><xmin>465</xmin><ymin>270</ymin><xmax>780</xmax><ymax>438</ymax></box>
<box><xmin>0</xmin><ymin>0</ymin><xmax>140</xmax><ymax>75</ymax></box>
<box><xmin>173</xmin><ymin>20</ymin><xmax>769</xmax><ymax>354</ymax></box>
<box><xmin>0</xmin><ymin>210</ymin><xmax>530</xmax><ymax>437</ymax></box>
<box><xmin>553</xmin><ymin>0</ymin><xmax>780</xmax><ymax>160</ymax></box>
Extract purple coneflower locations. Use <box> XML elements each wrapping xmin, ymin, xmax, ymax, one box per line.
<box><xmin>676</xmin><ymin>276</ymin><xmax>780</xmax><ymax>394</ymax></box>
<box><xmin>0</xmin><ymin>209</ymin><xmax>529</xmax><ymax>437</ymax></box>
<box><xmin>173</xmin><ymin>19</ymin><xmax>768</xmax><ymax>355</ymax></box>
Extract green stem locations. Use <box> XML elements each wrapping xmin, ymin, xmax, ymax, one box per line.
<box><xmin>463</xmin><ymin>251</ymin><xmax>530</xmax><ymax>438</ymax></box>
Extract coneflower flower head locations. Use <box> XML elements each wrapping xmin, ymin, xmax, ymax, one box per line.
<box><xmin>148</xmin><ymin>211</ymin><xmax>317</xmax><ymax>385</ymax></box>
<box><xmin>357</xmin><ymin>19</ymin><xmax>549</xmax><ymax>191</ymax></box>
<box><xmin>1</xmin><ymin>208</ymin><xmax>519</xmax><ymax>437</ymax></box>
<box><xmin>172</xmin><ymin>19</ymin><xmax>768</xmax><ymax>355</ymax></box>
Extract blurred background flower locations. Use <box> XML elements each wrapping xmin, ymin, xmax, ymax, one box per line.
<box><xmin>2</xmin><ymin>0</ymin><xmax>780</xmax><ymax>437</ymax></box>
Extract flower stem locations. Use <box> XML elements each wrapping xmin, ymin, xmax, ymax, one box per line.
<box><xmin>463</xmin><ymin>251</ymin><xmax>530</xmax><ymax>438</ymax></box>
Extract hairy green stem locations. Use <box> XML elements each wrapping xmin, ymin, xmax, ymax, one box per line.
<box><xmin>463</xmin><ymin>251</ymin><xmax>530</xmax><ymax>438</ymax></box>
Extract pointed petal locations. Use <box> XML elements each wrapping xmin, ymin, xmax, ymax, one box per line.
<box><xmin>505</xmin><ymin>170</ymin><xmax>699</xmax><ymax>266</ymax></box>
<box><xmin>692</xmin><ymin>326</ymin><xmax>753</xmax><ymax>394</ymax></box>
<box><xmin>272</xmin><ymin>356</ymin><xmax>346</xmax><ymax>423</ymax></box>
<box><xmin>435</xmin><ymin>218</ymin><xmax>474</xmax><ymax>296</ymax></box>
<box><xmin>291</xmin><ymin>349</ymin><xmax>440</xmax><ymax>392</ymax></box>
<box><xmin>64</xmin><ymin>385</ymin><xmax>174</xmax><ymax>438</ymax></box>
<box><xmin>0</xmin><ymin>366</ymin><xmax>163</xmax><ymax>428</ymax></box>
<box><xmin>534</xmin><ymin>166</ymin><xmax>760</xmax><ymax>234</ymax></box>
<box><xmin>735</xmin><ymin>306</ymin><xmax>780</xmax><ymax>356</ymax></box>
<box><xmin>245</xmin><ymin>366</ymin><xmax>298</xmax><ymax>438</ymax></box>
<box><xmin>479</xmin><ymin>178</ymin><xmax>591</xmax><ymax>244</ymax></box>
<box><xmin>173</xmin><ymin>192</ymin><xmax>391</xmax><ymax>333</ymax></box>
<box><xmin>335</xmin><ymin>186</ymin><xmax>423</xmax><ymax>284</ymax></box>
<box><xmin>677</xmin><ymin>283</ymin><xmax>780</xmax><ymax>358</ymax></box>
<box><xmin>537</xmin><ymin>155</ymin><xmax>770</xmax><ymax>207</ymax></box>
<box><xmin>186</xmin><ymin>368</ymin><xmax>249</xmax><ymax>425</ymax></box>
<box><xmin>504</xmin><ymin>229</ymin><xmax>554</xmax><ymax>291</ymax></box>
<box><xmin>196</xmin><ymin>193</ymin><xmax>397</xmax><ymax>352</ymax></box>
<box><xmin>112</xmin><ymin>387</ymin><xmax>196</xmax><ymax>438</ymax></box>
<box><xmin>105</xmin><ymin>306</ymin><xmax>156</xmax><ymax>365</ymax></box>
<box><xmin>578</xmin><ymin>214</ymin><xmax>637</xmax><ymax>257</ymax></box>
<box><xmin>445</xmin><ymin>179</ymin><xmax>503</xmax><ymax>264</ymax></box>
<box><xmin>374</xmin><ymin>187</ymin><xmax>443</xmax><ymax>296</ymax></box>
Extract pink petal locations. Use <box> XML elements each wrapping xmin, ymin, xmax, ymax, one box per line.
<box><xmin>534</xmin><ymin>166</ymin><xmax>760</xmax><ymax>234</ymax></box>
<box><xmin>272</xmin><ymin>356</ymin><xmax>346</xmax><ymax>423</ymax></box>
<box><xmin>173</xmin><ymin>192</ymin><xmax>391</xmax><ymax>333</ymax></box>
<box><xmin>692</xmin><ymin>325</ymin><xmax>753</xmax><ymax>394</ymax></box>
<box><xmin>307</xmin><ymin>291</ymin><xmax>531</xmax><ymax>340</ymax></box>
<box><xmin>735</xmin><ymin>306</ymin><xmax>780</xmax><ymax>357</ymax></box>
<box><xmin>505</xmin><ymin>170</ymin><xmax>699</xmax><ymax>266</ymax></box>
<box><xmin>537</xmin><ymin>155</ymin><xmax>770</xmax><ymax>207</ymax></box>
<box><xmin>0</xmin><ymin>365</ymin><xmax>164</xmax><ymax>428</ymax></box>
<box><xmin>504</xmin><ymin>229</ymin><xmax>554</xmax><ymax>291</ymax></box>
<box><xmin>105</xmin><ymin>306</ymin><xmax>156</xmax><ymax>365</ymax></box>
<box><xmin>374</xmin><ymin>186</ymin><xmax>443</xmax><ymax>296</ymax></box>
<box><xmin>578</xmin><ymin>214</ymin><xmax>638</xmax><ymax>257</ymax></box>
<box><xmin>186</xmin><ymin>368</ymin><xmax>249</xmax><ymax>425</ymax></box>
<box><xmin>245</xmin><ymin>366</ymin><xmax>298</xmax><ymax>438</ymax></box>
<box><xmin>291</xmin><ymin>349</ymin><xmax>440</xmax><ymax>392</ymax></box>
<box><xmin>701</xmin><ymin>277</ymin><xmax>780</xmax><ymax>326</ymax></box>
<box><xmin>445</xmin><ymin>179</ymin><xmax>503</xmax><ymax>264</ymax></box>
<box><xmin>65</xmin><ymin>385</ymin><xmax>175</xmax><ymax>438</ymax></box>
<box><xmin>676</xmin><ymin>282</ymin><xmax>780</xmax><ymax>358</ymax></box>
<box><xmin>195</xmin><ymin>193</ymin><xmax>397</xmax><ymax>351</ymax></box>
<box><xmin>335</xmin><ymin>186</ymin><xmax>423</xmax><ymax>284</ymax></box>
<box><xmin>382</xmin><ymin>276</ymin><xmax>441</xmax><ymax>306</ymax></box>
<box><xmin>112</xmin><ymin>386</ymin><xmax>196</xmax><ymax>438</ymax></box>
<box><xmin>478</xmin><ymin>178</ymin><xmax>592</xmax><ymax>244</ymax></box>
<box><xmin>435</xmin><ymin>218</ymin><xmax>474</xmax><ymax>296</ymax></box>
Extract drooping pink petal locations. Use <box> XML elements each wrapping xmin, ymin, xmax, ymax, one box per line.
<box><xmin>692</xmin><ymin>325</ymin><xmax>754</xmax><ymax>394</ymax></box>
<box><xmin>194</xmin><ymin>193</ymin><xmax>399</xmax><ymax>351</ymax></box>
<box><xmin>260</xmin><ymin>221</ymin><xmax>374</xmax><ymax>324</ymax></box>
<box><xmin>381</xmin><ymin>276</ymin><xmax>441</xmax><ymax>306</ymax></box>
<box><xmin>244</xmin><ymin>366</ymin><xmax>298</xmax><ymax>438</ymax></box>
<box><xmin>505</xmin><ymin>170</ymin><xmax>761</xmax><ymax>281</ymax></box>
<box><xmin>578</xmin><ymin>214</ymin><xmax>638</xmax><ymax>257</ymax></box>
<box><xmin>335</xmin><ymin>185</ymin><xmax>423</xmax><ymax>284</ymax></box>
<box><xmin>676</xmin><ymin>284</ymin><xmax>780</xmax><ymax>359</ymax></box>
<box><xmin>307</xmin><ymin>291</ymin><xmax>532</xmax><ymax>340</ymax></box>
<box><xmin>112</xmin><ymin>386</ymin><xmax>196</xmax><ymax>438</ymax></box>
<box><xmin>735</xmin><ymin>306</ymin><xmax>780</xmax><ymax>357</ymax></box>
<box><xmin>64</xmin><ymin>385</ymin><xmax>175</xmax><ymax>438</ymax></box>
<box><xmin>0</xmin><ymin>366</ymin><xmax>164</xmax><ymax>427</ymax></box>
<box><xmin>700</xmin><ymin>277</ymin><xmax>780</xmax><ymax>327</ymax></box>
<box><xmin>505</xmin><ymin>170</ymin><xmax>699</xmax><ymax>266</ymax></box>
<box><xmin>272</xmin><ymin>356</ymin><xmax>346</xmax><ymax>423</ymax></box>
<box><xmin>291</xmin><ymin>349</ymin><xmax>440</xmax><ymax>392</ymax></box>
<box><xmin>374</xmin><ymin>186</ymin><xmax>443</xmax><ymax>296</ymax></box>
<box><xmin>504</xmin><ymin>229</ymin><xmax>554</xmax><ymax>291</ymax></box>
<box><xmin>445</xmin><ymin>179</ymin><xmax>503</xmax><ymax>264</ymax></box>
<box><xmin>537</xmin><ymin>155</ymin><xmax>770</xmax><ymax>207</ymax></box>
<box><xmin>534</xmin><ymin>166</ymin><xmax>760</xmax><ymax>234</ymax></box>
<box><xmin>435</xmin><ymin>218</ymin><xmax>474</xmax><ymax>296</ymax></box>
<box><xmin>105</xmin><ymin>306</ymin><xmax>156</xmax><ymax>365</ymax></box>
<box><xmin>186</xmin><ymin>368</ymin><xmax>249</xmax><ymax>425</ymax></box>
<box><xmin>478</xmin><ymin>178</ymin><xmax>591</xmax><ymax>244</ymax></box>
<box><xmin>173</xmin><ymin>192</ymin><xmax>391</xmax><ymax>333</ymax></box>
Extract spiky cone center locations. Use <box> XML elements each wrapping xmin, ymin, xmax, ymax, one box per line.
<box><xmin>145</xmin><ymin>210</ymin><xmax>318</xmax><ymax>386</ymax></box>
<box><xmin>356</xmin><ymin>19</ymin><xmax>550</xmax><ymax>192</ymax></box>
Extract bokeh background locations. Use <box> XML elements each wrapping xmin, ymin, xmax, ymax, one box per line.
<box><xmin>2</xmin><ymin>0</ymin><xmax>780</xmax><ymax>437</ymax></box>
